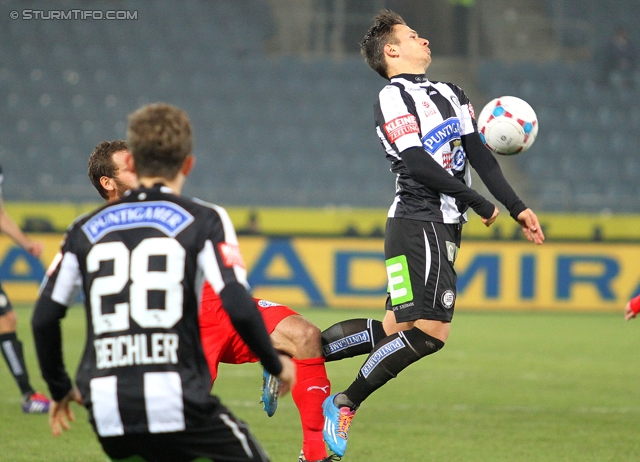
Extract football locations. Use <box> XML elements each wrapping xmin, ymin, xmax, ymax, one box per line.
<box><xmin>477</xmin><ymin>96</ymin><xmax>538</xmax><ymax>155</ymax></box>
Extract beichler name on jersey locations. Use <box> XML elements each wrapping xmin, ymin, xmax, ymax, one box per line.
<box><xmin>421</xmin><ymin>117</ymin><xmax>461</xmax><ymax>154</ymax></box>
<box><xmin>94</xmin><ymin>332</ymin><xmax>179</xmax><ymax>369</ymax></box>
<box><xmin>82</xmin><ymin>201</ymin><xmax>195</xmax><ymax>244</ymax></box>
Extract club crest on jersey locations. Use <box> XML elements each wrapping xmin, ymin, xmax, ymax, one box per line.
<box><xmin>383</xmin><ymin>114</ymin><xmax>419</xmax><ymax>144</ymax></box>
<box><xmin>452</xmin><ymin>140</ymin><xmax>466</xmax><ymax>169</ymax></box>
<box><xmin>218</xmin><ymin>242</ymin><xmax>246</xmax><ymax>269</ymax></box>
<box><xmin>421</xmin><ymin>118</ymin><xmax>461</xmax><ymax>154</ymax></box>
<box><xmin>82</xmin><ymin>201</ymin><xmax>194</xmax><ymax>243</ymax></box>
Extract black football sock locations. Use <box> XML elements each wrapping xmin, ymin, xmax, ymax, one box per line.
<box><xmin>0</xmin><ymin>332</ymin><xmax>35</xmax><ymax>396</ymax></box>
<box><xmin>341</xmin><ymin>327</ymin><xmax>444</xmax><ymax>409</ymax></box>
<box><xmin>321</xmin><ymin>318</ymin><xmax>387</xmax><ymax>362</ymax></box>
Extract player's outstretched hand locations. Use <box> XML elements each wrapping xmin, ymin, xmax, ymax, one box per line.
<box><xmin>25</xmin><ymin>241</ymin><xmax>44</xmax><ymax>258</ymax></box>
<box><xmin>516</xmin><ymin>208</ymin><xmax>545</xmax><ymax>245</ymax></box>
<box><xmin>625</xmin><ymin>301</ymin><xmax>637</xmax><ymax>321</ymax></box>
<box><xmin>276</xmin><ymin>354</ymin><xmax>296</xmax><ymax>397</ymax></box>
<box><xmin>481</xmin><ymin>206</ymin><xmax>499</xmax><ymax>227</ymax></box>
<box><xmin>625</xmin><ymin>295</ymin><xmax>640</xmax><ymax>321</ymax></box>
<box><xmin>49</xmin><ymin>387</ymin><xmax>83</xmax><ymax>437</ymax></box>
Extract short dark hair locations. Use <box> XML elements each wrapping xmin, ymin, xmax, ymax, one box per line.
<box><xmin>88</xmin><ymin>140</ymin><xmax>128</xmax><ymax>200</ymax></box>
<box><xmin>360</xmin><ymin>10</ymin><xmax>406</xmax><ymax>79</ymax></box>
<box><xmin>126</xmin><ymin>103</ymin><xmax>192</xmax><ymax>180</ymax></box>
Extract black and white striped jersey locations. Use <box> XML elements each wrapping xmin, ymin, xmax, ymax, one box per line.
<box><xmin>33</xmin><ymin>184</ymin><xmax>281</xmax><ymax>437</ymax></box>
<box><xmin>374</xmin><ymin>74</ymin><xmax>478</xmax><ymax>223</ymax></box>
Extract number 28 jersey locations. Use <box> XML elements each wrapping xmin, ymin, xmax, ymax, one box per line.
<box><xmin>37</xmin><ymin>185</ymin><xmax>253</xmax><ymax>436</ymax></box>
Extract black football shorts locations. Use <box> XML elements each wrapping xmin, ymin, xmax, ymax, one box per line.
<box><xmin>384</xmin><ymin>218</ymin><xmax>462</xmax><ymax>323</ymax></box>
<box><xmin>99</xmin><ymin>403</ymin><xmax>271</xmax><ymax>462</ymax></box>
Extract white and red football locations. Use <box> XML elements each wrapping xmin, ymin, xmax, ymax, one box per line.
<box><xmin>477</xmin><ymin>96</ymin><xmax>538</xmax><ymax>155</ymax></box>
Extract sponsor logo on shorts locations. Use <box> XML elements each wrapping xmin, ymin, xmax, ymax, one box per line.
<box><xmin>442</xmin><ymin>290</ymin><xmax>455</xmax><ymax>309</ymax></box>
<box><xmin>322</xmin><ymin>330</ymin><xmax>370</xmax><ymax>356</ymax></box>
<box><xmin>362</xmin><ymin>337</ymin><xmax>405</xmax><ymax>378</ymax></box>
<box><xmin>386</xmin><ymin>255</ymin><xmax>414</xmax><ymax>306</ymax></box>
<box><xmin>392</xmin><ymin>301</ymin><xmax>414</xmax><ymax>311</ymax></box>
<box><xmin>383</xmin><ymin>114</ymin><xmax>419</xmax><ymax>144</ymax></box>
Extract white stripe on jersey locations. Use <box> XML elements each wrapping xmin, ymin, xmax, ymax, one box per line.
<box><xmin>192</xmin><ymin>199</ymin><xmax>249</xmax><ymax>288</ymax></box>
<box><xmin>198</xmin><ymin>240</ymin><xmax>224</xmax><ymax>294</ymax></box>
<box><xmin>91</xmin><ymin>376</ymin><xmax>124</xmax><ymax>437</ymax></box>
<box><xmin>388</xmin><ymin>196</ymin><xmax>400</xmax><ymax>218</ymax></box>
<box><xmin>377</xmin><ymin>85</ymin><xmax>423</xmax><ymax>153</ymax></box>
<box><xmin>144</xmin><ymin>371</ymin><xmax>185</xmax><ymax>433</ymax></box>
<box><xmin>429</xmin><ymin>82</ymin><xmax>475</xmax><ymax>136</ymax></box>
<box><xmin>51</xmin><ymin>252</ymin><xmax>82</xmax><ymax>306</ymax></box>
<box><xmin>211</xmin><ymin>203</ymin><xmax>248</xmax><ymax>286</ymax></box>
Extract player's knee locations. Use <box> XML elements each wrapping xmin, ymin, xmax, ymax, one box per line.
<box><xmin>0</xmin><ymin>310</ymin><xmax>17</xmax><ymax>333</ymax></box>
<box><xmin>407</xmin><ymin>327</ymin><xmax>445</xmax><ymax>357</ymax></box>
<box><xmin>293</xmin><ymin>321</ymin><xmax>322</xmax><ymax>359</ymax></box>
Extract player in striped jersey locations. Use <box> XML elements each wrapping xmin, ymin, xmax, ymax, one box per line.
<box><xmin>321</xmin><ymin>10</ymin><xmax>545</xmax><ymax>457</ymax></box>
<box><xmin>87</xmin><ymin>141</ymin><xmax>334</xmax><ymax>462</ymax></box>
<box><xmin>32</xmin><ymin>104</ymin><xmax>295</xmax><ymax>462</ymax></box>
<box><xmin>0</xmin><ymin>164</ymin><xmax>51</xmax><ymax>413</ymax></box>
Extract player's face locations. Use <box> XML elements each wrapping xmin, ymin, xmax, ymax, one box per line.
<box><xmin>391</xmin><ymin>24</ymin><xmax>431</xmax><ymax>72</ymax></box>
<box><xmin>111</xmin><ymin>150</ymin><xmax>137</xmax><ymax>199</ymax></box>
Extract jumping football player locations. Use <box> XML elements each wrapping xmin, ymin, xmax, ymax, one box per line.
<box><xmin>320</xmin><ymin>10</ymin><xmax>545</xmax><ymax>457</ymax></box>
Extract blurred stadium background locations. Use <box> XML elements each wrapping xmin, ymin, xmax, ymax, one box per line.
<box><xmin>2</xmin><ymin>0</ymin><xmax>639</xmax><ymax>210</ymax></box>
<box><xmin>1</xmin><ymin>0</ymin><xmax>640</xmax><ymax>310</ymax></box>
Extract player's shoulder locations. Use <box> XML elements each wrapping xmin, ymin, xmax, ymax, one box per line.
<box><xmin>189</xmin><ymin>197</ymin><xmax>230</xmax><ymax>220</ymax></box>
<box><xmin>431</xmin><ymin>80</ymin><xmax>468</xmax><ymax>100</ymax></box>
<box><xmin>379</xmin><ymin>81</ymin><xmax>405</xmax><ymax>97</ymax></box>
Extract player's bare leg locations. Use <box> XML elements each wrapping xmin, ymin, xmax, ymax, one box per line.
<box><xmin>264</xmin><ymin>315</ymin><xmax>331</xmax><ymax>461</ymax></box>
<box><xmin>0</xmin><ymin>310</ymin><xmax>50</xmax><ymax>413</ymax></box>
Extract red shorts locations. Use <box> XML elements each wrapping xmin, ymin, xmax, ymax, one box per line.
<box><xmin>199</xmin><ymin>283</ymin><xmax>298</xmax><ymax>382</ymax></box>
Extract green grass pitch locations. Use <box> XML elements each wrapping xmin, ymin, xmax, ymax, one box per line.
<box><xmin>3</xmin><ymin>304</ymin><xmax>640</xmax><ymax>461</ymax></box>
